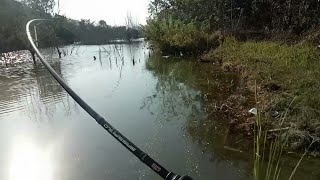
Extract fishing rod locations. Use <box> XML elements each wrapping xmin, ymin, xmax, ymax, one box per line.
<box><xmin>26</xmin><ymin>19</ymin><xmax>193</xmax><ymax>180</ymax></box>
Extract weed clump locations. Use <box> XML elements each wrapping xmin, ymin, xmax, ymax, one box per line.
<box><xmin>143</xmin><ymin>18</ymin><xmax>223</xmax><ymax>55</ymax></box>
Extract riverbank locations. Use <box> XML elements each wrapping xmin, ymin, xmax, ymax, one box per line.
<box><xmin>202</xmin><ymin>38</ymin><xmax>320</xmax><ymax>154</ymax></box>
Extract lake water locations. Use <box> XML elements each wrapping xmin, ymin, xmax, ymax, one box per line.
<box><xmin>0</xmin><ymin>42</ymin><xmax>318</xmax><ymax>180</ymax></box>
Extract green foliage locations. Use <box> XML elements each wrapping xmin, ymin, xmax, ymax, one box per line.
<box><xmin>146</xmin><ymin>0</ymin><xmax>320</xmax><ymax>54</ymax></box>
<box><xmin>253</xmin><ymin>106</ymin><xmax>318</xmax><ymax>180</ymax></box>
<box><xmin>143</xmin><ymin>18</ymin><xmax>222</xmax><ymax>54</ymax></box>
<box><xmin>148</xmin><ymin>0</ymin><xmax>320</xmax><ymax>33</ymax></box>
<box><xmin>145</xmin><ymin>0</ymin><xmax>320</xmax><ymax>54</ymax></box>
<box><xmin>22</xmin><ymin>0</ymin><xmax>55</xmax><ymax>15</ymax></box>
<box><xmin>0</xmin><ymin>0</ymin><xmax>37</xmax><ymax>53</ymax></box>
<box><xmin>253</xmin><ymin>104</ymin><xmax>288</xmax><ymax>180</ymax></box>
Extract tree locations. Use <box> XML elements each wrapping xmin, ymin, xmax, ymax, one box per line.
<box><xmin>0</xmin><ymin>0</ymin><xmax>35</xmax><ymax>53</ymax></box>
<box><xmin>98</xmin><ymin>20</ymin><xmax>108</xmax><ymax>28</ymax></box>
<box><xmin>22</xmin><ymin>0</ymin><xmax>55</xmax><ymax>15</ymax></box>
<box><xmin>147</xmin><ymin>0</ymin><xmax>320</xmax><ymax>33</ymax></box>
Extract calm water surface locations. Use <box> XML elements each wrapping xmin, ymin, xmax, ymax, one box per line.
<box><xmin>0</xmin><ymin>42</ymin><xmax>318</xmax><ymax>180</ymax></box>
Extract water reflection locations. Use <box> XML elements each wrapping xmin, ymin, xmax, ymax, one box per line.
<box><xmin>144</xmin><ymin>54</ymin><xmax>250</xmax><ymax>179</ymax></box>
<box><xmin>141</xmin><ymin>68</ymin><xmax>205</xmax><ymax>123</ymax></box>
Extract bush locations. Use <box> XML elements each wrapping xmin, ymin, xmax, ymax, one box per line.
<box><xmin>143</xmin><ymin>18</ymin><xmax>223</xmax><ymax>55</ymax></box>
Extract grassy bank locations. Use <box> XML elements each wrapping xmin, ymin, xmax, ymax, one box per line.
<box><xmin>203</xmin><ymin>38</ymin><xmax>320</xmax><ymax>154</ymax></box>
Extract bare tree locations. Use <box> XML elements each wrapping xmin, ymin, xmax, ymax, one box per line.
<box><xmin>125</xmin><ymin>12</ymin><xmax>134</xmax><ymax>29</ymax></box>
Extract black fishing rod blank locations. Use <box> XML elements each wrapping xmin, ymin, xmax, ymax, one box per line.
<box><xmin>26</xmin><ymin>19</ymin><xmax>193</xmax><ymax>180</ymax></box>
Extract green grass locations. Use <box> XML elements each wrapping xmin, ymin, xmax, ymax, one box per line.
<box><xmin>252</xmin><ymin>82</ymin><xmax>320</xmax><ymax>180</ymax></box>
<box><xmin>205</xmin><ymin>38</ymin><xmax>320</xmax><ymax>178</ymax></box>
<box><xmin>253</xmin><ymin>106</ymin><xmax>319</xmax><ymax>180</ymax></box>
<box><xmin>205</xmin><ymin>37</ymin><xmax>320</xmax><ymax>152</ymax></box>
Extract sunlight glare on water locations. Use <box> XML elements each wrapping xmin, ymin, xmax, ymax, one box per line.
<box><xmin>9</xmin><ymin>137</ymin><xmax>54</xmax><ymax>180</ymax></box>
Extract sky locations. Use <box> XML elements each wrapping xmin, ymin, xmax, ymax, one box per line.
<box><xmin>59</xmin><ymin>0</ymin><xmax>150</xmax><ymax>26</ymax></box>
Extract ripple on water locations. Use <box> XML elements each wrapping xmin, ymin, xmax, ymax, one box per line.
<box><xmin>0</xmin><ymin>53</ymin><xmax>66</xmax><ymax>118</ymax></box>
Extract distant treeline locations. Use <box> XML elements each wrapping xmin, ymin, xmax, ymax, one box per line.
<box><xmin>54</xmin><ymin>16</ymin><xmax>141</xmax><ymax>45</ymax></box>
<box><xmin>0</xmin><ymin>0</ymin><xmax>142</xmax><ymax>54</ymax></box>
<box><xmin>143</xmin><ymin>0</ymin><xmax>320</xmax><ymax>54</ymax></box>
